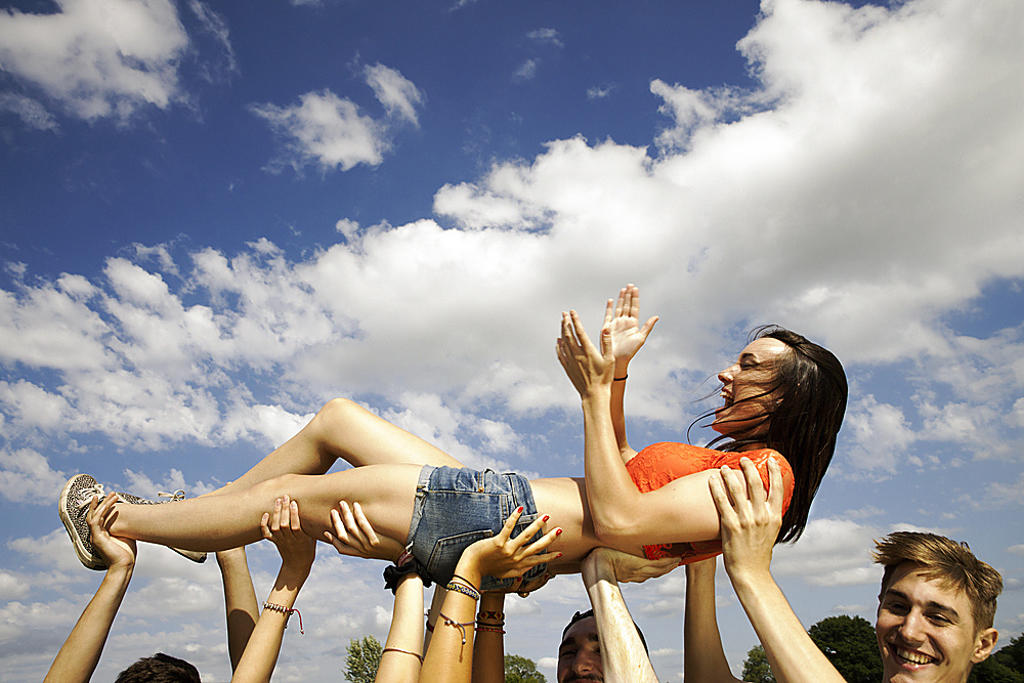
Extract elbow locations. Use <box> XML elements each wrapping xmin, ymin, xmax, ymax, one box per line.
<box><xmin>591</xmin><ymin>514</ymin><xmax>638</xmax><ymax>548</ymax></box>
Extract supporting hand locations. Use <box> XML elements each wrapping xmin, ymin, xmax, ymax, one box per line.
<box><xmin>260</xmin><ymin>495</ymin><xmax>316</xmax><ymax>579</ymax></box>
<box><xmin>89</xmin><ymin>493</ymin><xmax>137</xmax><ymax>570</ymax></box>
<box><xmin>584</xmin><ymin>546</ymin><xmax>678</xmax><ymax>584</ymax></box>
<box><xmin>461</xmin><ymin>508</ymin><xmax>562</xmax><ymax>581</ymax></box>
<box><xmin>708</xmin><ymin>456</ymin><xmax>782</xmax><ymax>584</ymax></box>
<box><xmin>323</xmin><ymin>500</ymin><xmax>404</xmax><ymax>561</ymax></box>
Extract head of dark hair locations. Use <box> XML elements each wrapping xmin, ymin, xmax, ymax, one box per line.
<box><xmin>561</xmin><ymin>608</ymin><xmax>648</xmax><ymax>654</ymax></box>
<box><xmin>694</xmin><ymin>325</ymin><xmax>848</xmax><ymax>543</ymax></box>
<box><xmin>115</xmin><ymin>653</ymin><xmax>201</xmax><ymax>683</ymax></box>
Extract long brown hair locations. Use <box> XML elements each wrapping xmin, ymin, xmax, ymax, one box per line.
<box><xmin>693</xmin><ymin>325</ymin><xmax>848</xmax><ymax>542</ymax></box>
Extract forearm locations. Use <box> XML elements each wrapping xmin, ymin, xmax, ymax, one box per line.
<box><xmin>610</xmin><ymin>358</ymin><xmax>631</xmax><ymax>456</ymax></box>
<box><xmin>582</xmin><ymin>553</ymin><xmax>658</xmax><ymax>683</ymax></box>
<box><xmin>729</xmin><ymin>570</ymin><xmax>845</xmax><ymax>683</ymax></box>
<box><xmin>420</xmin><ymin>561</ymin><xmax>483</xmax><ymax>683</ymax></box>
<box><xmin>44</xmin><ymin>564</ymin><xmax>133</xmax><ymax>683</ymax></box>
<box><xmin>582</xmin><ymin>390</ymin><xmax>646</xmax><ymax>540</ymax></box>
<box><xmin>231</xmin><ymin>564</ymin><xmax>309</xmax><ymax>683</ymax></box>
<box><xmin>376</xmin><ymin>574</ymin><xmax>425</xmax><ymax>682</ymax></box>
<box><xmin>683</xmin><ymin>561</ymin><xmax>743</xmax><ymax>683</ymax></box>
<box><xmin>471</xmin><ymin>593</ymin><xmax>505</xmax><ymax>683</ymax></box>
<box><xmin>217</xmin><ymin>549</ymin><xmax>260</xmax><ymax>672</ymax></box>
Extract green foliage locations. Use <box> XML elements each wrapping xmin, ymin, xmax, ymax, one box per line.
<box><xmin>505</xmin><ymin>653</ymin><xmax>547</xmax><ymax>682</ymax></box>
<box><xmin>344</xmin><ymin>635</ymin><xmax>383</xmax><ymax>683</ymax></box>
<box><xmin>993</xmin><ymin>634</ymin><xmax>1024</xmax><ymax>674</ymax></box>
<box><xmin>807</xmin><ymin>614</ymin><xmax>882</xmax><ymax>683</ymax></box>
<box><xmin>741</xmin><ymin>644</ymin><xmax>776</xmax><ymax>683</ymax></box>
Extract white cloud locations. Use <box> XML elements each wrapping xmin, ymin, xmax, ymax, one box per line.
<box><xmin>0</xmin><ymin>448</ymin><xmax>68</xmax><ymax>504</ymax></box>
<box><xmin>187</xmin><ymin>0</ymin><xmax>238</xmax><ymax>82</ymax></box>
<box><xmin>773</xmin><ymin>518</ymin><xmax>880</xmax><ymax>586</ymax></box>
<box><xmin>364</xmin><ymin>63</ymin><xmax>424</xmax><ymax>126</ymax></box>
<box><xmin>514</xmin><ymin>59</ymin><xmax>539</xmax><ymax>82</ymax></box>
<box><xmin>527</xmin><ymin>28</ymin><xmax>563</xmax><ymax>48</ymax></box>
<box><xmin>586</xmin><ymin>84</ymin><xmax>614</xmax><ymax>100</ymax></box>
<box><xmin>843</xmin><ymin>395</ymin><xmax>917</xmax><ymax>472</ymax></box>
<box><xmin>250</xmin><ymin>90</ymin><xmax>387</xmax><ymax>172</ymax></box>
<box><xmin>0</xmin><ymin>93</ymin><xmax>58</xmax><ymax>130</ymax></box>
<box><xmin>0</xmin><ymin>0</ymin><xmax>189</xmax><ymax>121</ymax></box>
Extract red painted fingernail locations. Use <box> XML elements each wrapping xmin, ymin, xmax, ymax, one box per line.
<box><xmin>542</xmin><ymin>515</ymin><xmax>550</xmax><ymax>522</ymax></box>
<box><xmin>556</xmin><ymin>552</ymin><xmax>563</xmax><ymax>558</ymax></box>
<box><xmin>556</xmin><ymin>528</ymin><xmax>563</xmax><ymax>535</ymax></box>
<box><xmin>517</xmin><ymin>506</ymin><xmax>524</xmax><ymax>514</ymax></box>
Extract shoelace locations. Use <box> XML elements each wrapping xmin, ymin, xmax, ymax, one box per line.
<box><xmin>75</xmin><ymin>483</ymin><xmax>108</xmax><ymax>510</ymax></box>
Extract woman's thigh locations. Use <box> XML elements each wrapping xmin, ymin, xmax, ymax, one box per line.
<box><xmin>316</xmin><ymin>398</ymin><xmax>465</xmax><ymax>468</ymax></box>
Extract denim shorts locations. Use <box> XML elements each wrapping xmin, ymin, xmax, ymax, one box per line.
<box><xmin>405</xmin><ymin>466</ymin><xmax>547</xmax><ymax>591</ymax></box>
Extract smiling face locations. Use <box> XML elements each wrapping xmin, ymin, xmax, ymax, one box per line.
<box><xmin>876</xmin><ymin>563</ymin><xmax>998</xmax><ymax>683</ymax></box>
<box><xmin>713</xmin><ymin>337</ymin><xmax>790</xmax><ymax>441</ymax></box>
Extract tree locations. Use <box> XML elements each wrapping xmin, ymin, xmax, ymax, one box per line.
<box><xmin>808</xmin><ymin>615</ymin><xmax>882</xmax><ymax>683</ymax></box>
<box><xmin>992</xmin><ymin>633</ymin><xmax>1024</xmax><ymax>675</ymax></box>
<box><xmin>505</xmin><ymin>653</ymin><xmax>547</xmax><ymax>682</ymax></box>
<box><xmin>345</xmin><ymin>635</ymin><xmax>383</xmax><ymax>683</ymax></box>
<box><xmin>971</xmin><ymin>633</ymin><xmax>1024</xmax><ymax>683</ymax></box>
<box><xmin>741</xmin><ymin>644</ymin><xmax>776</xmax><ymax>683</ymax></box>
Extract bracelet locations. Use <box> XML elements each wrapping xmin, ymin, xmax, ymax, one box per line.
<box><xmin>382</xmin><ymin>647</ymin><xmax>423</xmax><ymax>663</ymax></box>
<box><xmin>445</xmin><ymin>580</ymin><xmax>481</xmax><ymax>601</ymax></box>
<box><xmin>475</xmin><ymin>625</ymin><xmax>506</xmax><ymax>634</ymax></box>
<box><xmin>450</xmin><ymin>573</ymin><xmax>480</xmax><ymax>593</ymax></box>
<box><xmin>477</xmin><ymin>609</ymin><xmax>504</xmax><ymax>622</ymax></box>
<box><xmin>439</xmin><ymin>611</ymin><xmax>476</xmax><ymax>647</ymax></box>
<box><xmin>613</xmin><ymin>374</ymin><xmax>628</xmax><ymax>381</ymax></box>
<box><xmin>263</xmin><ymin>601</ymin><xmax>304</xmax><ymax>634</ymax></box>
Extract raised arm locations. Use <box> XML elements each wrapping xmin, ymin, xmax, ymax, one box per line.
<box><xmin>558</xmin><ymin>310</ymin><xmax>721</xmax><ymax>550</ymax></box>
<box><xmin>684</xmin><ymin>559</ymin><xmax>745</xmax><ymax>683</ymax></box>
<box><xmin>711</xmin><ymin>459</ymin><xmax>845</xmax><ymax>683</ymax></box>
<box><xmin>216</xmin><ymin>548</ymin><xmax>260</xmax><ymax>672</ymax></box>
<box><xmin>420</xmin><ymin>509</ymin><xmax>560</xmax><ymax>683</ymax></box>
<box><xmin>581</xmin><ymin>547</ymin><xmax>675</xmax><ymax>683</ymax></box>
<box><xmin>604</xmin><ymin>285</ymin><xmax>659</xmax><ymax>462</ymax></box>
<box><xmin>231</xmin><ymin>495</ymin><xmax>316</xmax><ymax>683</ymax></box>
<box><xmin>45</xmin><ymin>493</ymin><xmax>136</xmax><ymax>683</ymax></box>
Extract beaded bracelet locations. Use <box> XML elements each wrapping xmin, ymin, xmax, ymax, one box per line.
<box><xmin>263</xmin><ymin>601</ymin><xmax>304</xmax><ymax>634</ymax></box>
<box><xmin>383</xmin><ymin>647</ymin><xmax>423</xmax><ymax>663</ymax></box>
<box><xmin>439</xmin><ymin>612</ymin><xmax>476</xmax><ymax>646</ymax></box>
<box><xmin>450</xmin><ymin>573</ymin><xmax>480</xmax><ymax>593</ymax></box>
<box><xmin>445</xmin><ymin>580</ymin><xmax>481</xmax><ymax>601</ymax></box>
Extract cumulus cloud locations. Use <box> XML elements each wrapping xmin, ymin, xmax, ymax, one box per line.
<box><xmin>514</xmin><ymin>59</ymin><xmax>539</xmax><ymax>82</ymax></box>
<box><xmin>0</xmin><ymin>0</ymin><xmax>189</xmax><ymax>121</ymax></box>
<box><xmin>250</xmin><ymin>90</ymin><xmax>387</xmax><ymax>173</ymax></box>
<box><xmin>0</xmin><ymin>448</ymin><xmax>67</xmax><ymax>504</ymax></box>
<box><xmin>773</xmin><ymin>517</ymin><xmax>880</xmax><ymax>586</ymax></box>
<box><xmin>250</xmin><ymin>63</ymin><xmax>422</xmax><ymax>173</ymax></box>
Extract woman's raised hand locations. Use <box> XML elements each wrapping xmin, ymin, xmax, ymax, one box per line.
<box><xmin>557</xmin><ymin>309</ymin><xmax>615</xmax><ymax>397</ymax></box>
<box><xmin>461</xmin><ymin>507</ymin><xmax>562</xmax><ymax>581</ymax></box>
<box><xmin>260</xmin><ymin>495</ymin><xmax>316</xmax><ymax>574</ymax></box>
<box><xmin>604</xmin><ymin>284</ymin><xmax>658</xmax><ymax>366</ymax></box>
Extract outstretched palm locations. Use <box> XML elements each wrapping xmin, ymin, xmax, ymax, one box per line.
<box><xmin>603</xmin><ymin>284</ymin><xmax>658</xmax><ymax>363</ymax></box>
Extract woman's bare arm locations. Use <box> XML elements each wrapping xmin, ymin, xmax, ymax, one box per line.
<box><xmin>604</xmin><ymin>285</ymin><xmax>658</xmax><ymax>463</ymax></box>
<box><xmin>684</xmin><ymin>559</ymin><xmax>745</xmax><ymax>683</ymax></box>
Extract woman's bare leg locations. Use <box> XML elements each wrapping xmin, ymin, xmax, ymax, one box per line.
<box><xmin>110</xmin><ymin>464</ymin><xmax>423</xmax><ymax>551</ymax></box>
<box><xmin>209</xmin><ymin>398</ymin><xmax>464</xmax><ymax>497</ymax></box>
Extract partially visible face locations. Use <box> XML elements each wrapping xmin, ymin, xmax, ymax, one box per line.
<box><xmin>876</xmin><ymin>563</ymin><xmax>997</xmax><ymax>683</ymax></box>
<box><xmin>557</xmin><ymin>616</ymin><xmax>603</xmax><ymax>682</ymax></box>
<box><xmin>713</xmin><ymin>337</ymin><xmax>789</xmax><ymax>439</ymax></box>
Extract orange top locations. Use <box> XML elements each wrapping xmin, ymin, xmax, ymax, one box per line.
<box><xmin>625</xmin><ymin>442</ymin><xmax>795</xmax><ymax>563</ymax></box>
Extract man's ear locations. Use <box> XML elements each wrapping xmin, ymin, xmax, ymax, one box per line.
<box><xmin>971</xmin><ymin>628</ymin><xmax>998</xmax><ymax>663</ymax></box>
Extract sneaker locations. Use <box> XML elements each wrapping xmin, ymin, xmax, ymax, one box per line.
<box><xmin>58</xmin><ymin>474</ymin><xmax>108</xmax><ymax>570</ymax></box>
<box><xmin>115</xmin><ymin>489</ymin><xmax>208</xmax><ymax>564</ymax></box>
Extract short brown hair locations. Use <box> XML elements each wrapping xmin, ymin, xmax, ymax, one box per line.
<box><xmin>873</xmin><ymin>531</ymin><xmax>1002</xmax><ymax>631</ymax></box>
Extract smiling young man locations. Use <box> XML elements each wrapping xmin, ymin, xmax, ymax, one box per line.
<box><xmin>873</xmin><ymin>532</ymin><xmax>1001</xmax><ymax>682</ymax></box>
<box><xmin>686</xmin><ymin>461</ymin><xmax>1004</xmax><ymax>683</ymax></box>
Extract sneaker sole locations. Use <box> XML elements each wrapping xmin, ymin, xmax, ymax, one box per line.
<box><xmin>58</xmin><ymin>475</ymin><xmax>106</xmax><ymax>571</ymax></box>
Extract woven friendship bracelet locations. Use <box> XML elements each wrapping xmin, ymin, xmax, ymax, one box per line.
<box><xmin>450</xmin><ymin>573</ymin><xmax>480</xmax><ymax>593</ymax></box>
<box><xmin>445</xmin><ymin>580</ymin><xmax>481</xmax><ymax>601</ymax></box>
<box><xmin>475</xmin><ymin>625</ymin><xmax>506</xmax><ymax>634</ymax></box>
<box><xmin>477</xmin><ymin>609</ymin><xmax>504</xmax><ymax>622</ymax></box>
<box><xmin>263</xmin><ymin>601</ymin><xmax>304</xmax><ymax>635</ymax></box>
<box><xmin>382</xmin><ymin>647</ymin><xmax>423</xmax><ymax>663</ymax></box>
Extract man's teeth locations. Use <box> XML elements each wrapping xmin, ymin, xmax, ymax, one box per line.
<box><xmin>896</xmin><ymin>648</ymin><xmax>933</xmax><ymax>665</ymax></box>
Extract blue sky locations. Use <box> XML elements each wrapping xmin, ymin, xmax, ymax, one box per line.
<box><xmin>1</xmin><ymin>0</ymin><xmax>1023</xmax><ymax>680</ymax></box>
